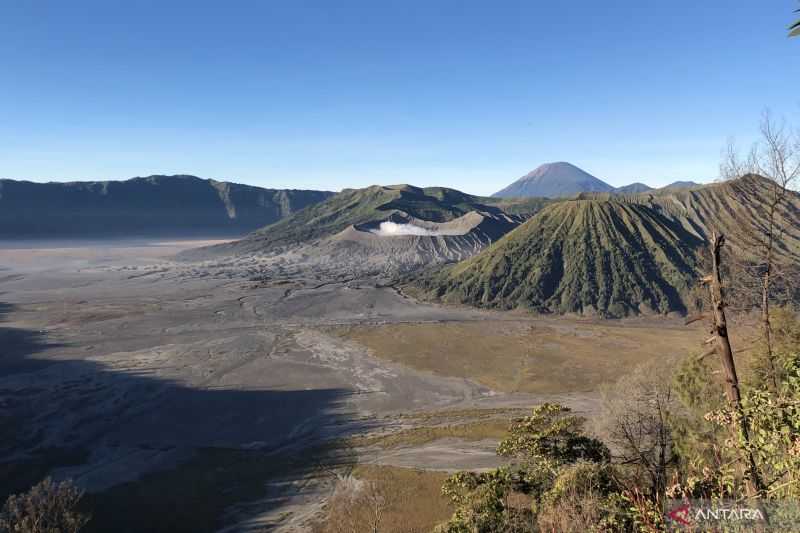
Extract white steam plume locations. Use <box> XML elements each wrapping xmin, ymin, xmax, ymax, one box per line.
<box><xmin>369</xmin><ymin>221</ymin><xmax>444</xmax><ymax>236</ymax></box>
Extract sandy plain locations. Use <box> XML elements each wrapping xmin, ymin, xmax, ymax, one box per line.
<box><xmin>0</xmin><ymin>239</ymin><xmax>706</xmax><ymax>532</ymax></box>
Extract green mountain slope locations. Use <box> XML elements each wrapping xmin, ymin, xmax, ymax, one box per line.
<box><xmin>408</xmin><ymin>175</ymin><xmax>800</xmax><ymax>316</ymax></box>
<box><xmin>185</xmin><ymin>184</ymin><xmax>550</xmax><ymax>258</ymax></box>
<box><xmin>648</xmin><ymin>175</ymin><xmax>800</xmax><ymax>262</ymax></box>
<box><xmin>408</xmin><ymin>198</ymin><xmax>705</xmax><ymax>317</ymax></box>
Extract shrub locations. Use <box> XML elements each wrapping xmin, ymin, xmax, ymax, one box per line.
<box><xmin>0</xmin><ymin>478</ymin><xmax>89</xmax><ymax>533</ymax></box>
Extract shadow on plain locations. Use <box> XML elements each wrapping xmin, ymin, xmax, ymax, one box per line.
<box><xmin>0</xmin><ymin>300</ymin><xmax>370</xmax><ymax>533</ymax></box>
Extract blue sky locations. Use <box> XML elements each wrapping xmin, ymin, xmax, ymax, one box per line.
<box><xmin>1</xmin><ymin>1</ymin><xmax>798</xmax><ymax>195</ymax></box>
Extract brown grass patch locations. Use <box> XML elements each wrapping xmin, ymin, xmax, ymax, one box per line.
<box><xmin>396</xmin><ymin>407</ymin><xmax>529</xmax><ymax>423</ymax></box>
<box><xmin>346</xmin><ymin>419</ymin><xmax>511</xmax><ymax>450</ymax></box>
<box><xmin>333</xmin><ymin>319</ymin><xmax>708</xmax><ymax>393</ymax></box>
<box><xmin>313</xmin><ymin>465</ymin><xmax>452</xmax><ymax>533</ymax></box>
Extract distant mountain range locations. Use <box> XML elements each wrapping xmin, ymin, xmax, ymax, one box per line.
<box><xmin>0</xmin><ymin>175</ymin><xmax>334</xmax><ymax>238</ymax></box>
<box><xmin>182</xmin><ymin>184</ymin><xmax>550</xmax><ymax>260</ymax></box>
<box><xmin>0</xmin><ymin>167</ymin><xmax>705</xmax><ymax>240</ymax></box>
<box><xmin>491</xmin><ymin>162</ymin><xmax>702</xmax><ymax>198</ymax></box>
<box><xmin>410</xmin><ymin>175</ymin><xmax>800</xmax><ymax>317</ymax></box>
<box><xmin>165</xmin><ymin>173</ymin><xmax>800</xmax><ymax>317</ymax></box>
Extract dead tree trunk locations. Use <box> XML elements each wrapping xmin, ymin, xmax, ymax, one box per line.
<box><xmin>705</xmin><ymin>233</ymin><xmax>766</xmax><ymax>499</ymax></box>
<box><xmin>761</xmin><ymin>268</ymin><xmax>779</xmax><ymax>392</ymax></box>
<box><xmin>761</xmin><ymin>193</ymin><xmax>780</xmax><ymax>393</ymax></box>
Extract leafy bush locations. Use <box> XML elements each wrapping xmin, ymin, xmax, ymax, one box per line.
<box><xmin>434</xmin><ymin>404</ymin><xmax>612</xmax><ymax>532</ymax></box>
<box><xmin>434</xmin><ymin>308</ymin><xmax>800</xmax><ymax>531</ymax></box>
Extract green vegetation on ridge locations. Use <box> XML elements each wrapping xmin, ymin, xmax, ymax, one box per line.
<box><xmin>189</xmin><ymin>184</ymin><xmax>550</xmax><ymax>257</ymax></box>
<box><xmin>408</xmin><ymin>176</ymin><xmax>800</xmax><ymax>317</ymax></box>
<box><xmin>408</xmin><ymin>198</ymin><xmax>705</xmax><ymax>317</ymax></box>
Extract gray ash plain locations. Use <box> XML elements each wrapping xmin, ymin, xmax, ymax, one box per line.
<box><xmin>1</xmin><ymin>239</ymin><xmax>596</xmax><ymax>532</ymax></box>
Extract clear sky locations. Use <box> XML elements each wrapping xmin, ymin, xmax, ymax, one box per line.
<box><xmin>1</xmin><ymin>1</ymin><xmax>798</xmax><ymax>195</ymax></box>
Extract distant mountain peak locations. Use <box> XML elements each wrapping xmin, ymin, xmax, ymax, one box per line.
<box><xmin>532</xmin><ymin>161</ymin><xmax>578</xmax><ymax>171</ymax></box>
<box><xmin>613</xmin><ymin>182</ymin><xmax>654</xmax><ymax>194</ymax></box>
<box><xmin>661</xmin><ymin>180</ymin><xmax>702</xmax><ymax>191</ymax></box>
<box><xmin>492</xmin><ymin>162</ymin><xmax>613</xmax><ymax>198</ymax></box>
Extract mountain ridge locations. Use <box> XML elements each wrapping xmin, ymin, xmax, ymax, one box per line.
<box><xmin>613</xmin><ymin>182</ymin><xmax>653</xmax><ymax>194</ymax></box>
<box><xmin>407</xmin><ymin>175</ymin><xmax>800</xmax><ymax>317</ymax></box>
<box><xmin>407</xmin><ymin>198</ymin><xmax>703</xmax><ymax>317</ymax></box>
<box><xmin>491</xmin><ymin>162</ymin><xmax>706</xmax><ymax>199</ymax></box>
<box><xmin>0</xmin><ymin>175</ymin><xmax>334</xmax><ymax>238</ymax></box>
<box><xmin>183</xmin><ymin>184</ymin><xmax>551</xmax><ymax>259</ymax></box>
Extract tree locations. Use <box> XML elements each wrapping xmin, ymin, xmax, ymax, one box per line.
<box><xmin>497</xmin><ymin>403</ymin><xmax>609</xmax><ymax>470</ymax></box>
<box><xmin>435</xmin><ymin>404</ymin><xmax>610</xmax><ymax>533</ymax></box>
<box><xmin>704</xmin><ymin>233</ymin><xmax>766</xmax><ymax>498</ymax></box>
<box><xmin>598</xmin><ymin>358</ymin><xmax>677</xmax><ymax>500</ymax></box>
<box><xmin>670</xmin><ymin>297</ymin><xmax>800</xmax><ymax>508</ymax></box>
<box><xmin>437</xmin><ymin>468</ymin><xmax>533</xmax><ymax>533</ymax></box>
<box><xmin>671</xmin><ymin>352</ymin><xmax>732</xmax><ymax>490</ymax></box>
<box><xmin>791</xmin><ymin>7</ymin><xmax>800</xmax><ymax>37</ymax></box>
<box><xmin>0</xmin><ymin>478</ymin><xmax>90</xmax><ymax>533</ymax></box>
<box><xmin>322</xmin><ymin>471</ymin><xmax>406</xmax><ymax>533</ymax></box>
<box><xmin>700</xmin><ymin>331</ymin><xmax>800</xmax><ymax>501</ymax></box>
<box><xmin>721</xmin><ymin>112</ymin><xmax>800</xmax><ymax>392</ymax></box>
<box><xmin>535</xmin><ymin>462</ymin><xmax>633</xmax><ymax>533</ymax></box>
<box><xmin>669</xmin><ymin>233</ymin><xmax>776</xmax><ymax>519</ymax></box>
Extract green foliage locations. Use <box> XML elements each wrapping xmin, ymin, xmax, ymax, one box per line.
<box><xmin>670</xmin><ymin>354</ymin><xmax>730</xmax><ymax>472</ymax></box>
<box><xmin>537</xmin><ymin>463</ymin><xmax>635</xmax><ymax>533</ymax></box>
<box><xmin>441</xmin><ymin>470</ymin><xmax>509</xmax><ymax>509</ymax></box>
<box><xmin>541</xmin><ymin>461</ymin><xmax>621</xmax><ymax>505</ymax></box>
<box><xmin>435</xmin><ymin>404</ymin><xmax>613</xmax><ymax>533</ymax></box>
<box><xmin>497</xmin><ymin>403</ymin><xmax>609</xmax><ymax>468</ymax></box>
<box><xmin>750</xmin><ymin>308</ymin><xmax>800</xmax><ymax>389</ymax></box>
<box><xmin>669</xmin><ymin>311</ymin><xmax>800</xmax><ymax>501</ymax></box>
<box><xmin>434</xmin><ymin>345</ymin><xmax>800</xmax><ymax>531</ymax></box>
<box><xmin>433</xmin><ymin>308</ymin><xmax>800</xmax><ymax>531</ymax></box>
<box><xmin>485</xmin><ymin>197</ymin><xmax>552</xmax><ymax>218</ymax></box>
<box><xmin>669</xmin><ymin>352</ymin><xmax>749</xmax><ymax>499</ymax></box>
<box><xmin>620</xmin><ymin>489</ymin><xmax>666</xmax><ymax>533</ymax></box>
<box><xmin>703</xmin><ymin>353</ymin><xmax>800</xmax><ymax>499</ymax></box>
<box><xmin>436</xmin><ymin>469</ymin><xmax>531</xmax><ymax>533</ymax></box>
<box><xmin>791</xmin><ymin>7</ymin><xmax>800</xmax><ymax>37</ymax></box>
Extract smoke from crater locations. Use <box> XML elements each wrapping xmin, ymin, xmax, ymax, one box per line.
<box><xmin>369</xmin><ymin>221</ymin><xmax>444</xmax><ymax>236</ymax></box>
